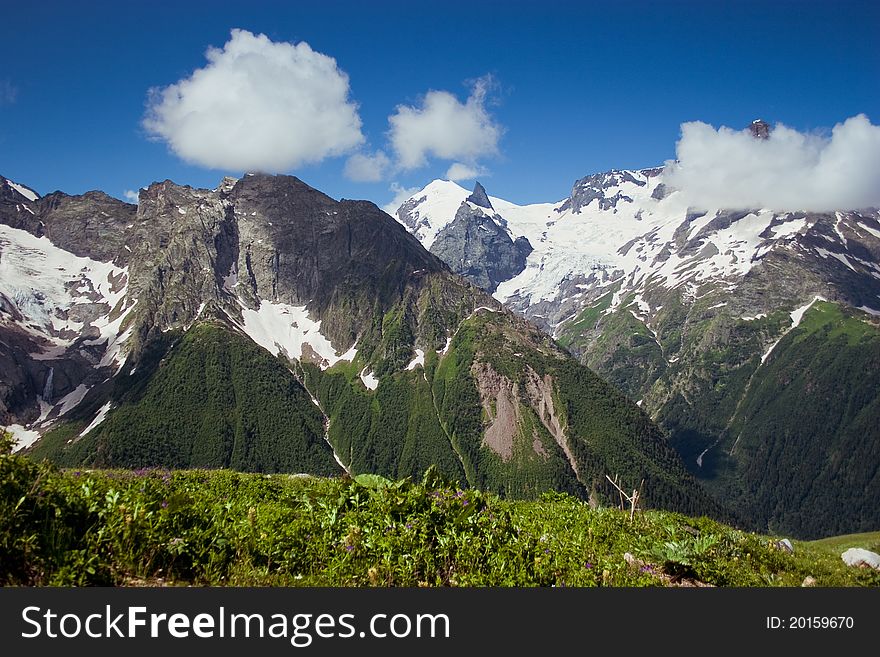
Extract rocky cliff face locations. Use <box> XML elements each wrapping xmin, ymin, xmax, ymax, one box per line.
<box><xmin>400</xmin><ymin>181</ymin><xmax>532</xmax><ymax>293</ymax></box>
<box><xmin>430</xmin><ymin>202</ymin><xmax>532</xmax><ymax>293</ymax></box>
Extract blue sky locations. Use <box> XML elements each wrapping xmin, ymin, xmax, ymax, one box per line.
<box><xmin>1</xmin><ymin>0</ymin><xmax>878</xmax><ymax>209</ymax></box>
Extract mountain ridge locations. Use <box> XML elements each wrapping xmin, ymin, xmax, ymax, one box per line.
<box><xmin>1</xmin><ymin>171</ymin><xmax>720</xmax><ymax>520</ymax></box>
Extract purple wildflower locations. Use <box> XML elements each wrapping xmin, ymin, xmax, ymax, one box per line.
<box><xmin>585</xmin><ymin>562</ymin><xmax>593</xmax><ymax>569</ymax></box>
<box><xmin>161</xmin><ymin>501</ymin><xmax>168</xmax><ymax>509</ymax></box>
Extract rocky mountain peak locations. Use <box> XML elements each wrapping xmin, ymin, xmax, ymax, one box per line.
<box><xmin>466</xmin><ymin>181</ymin><xmax>493</xmax><ymax>210</ymax></box>
<box><xmin>749</xmin><ymin>118</ymin><xmax>771</xmax><ymax>140</ymax></box>
<box><xmin>216</xmin><ymin>176</ymin><xmax>239</xmax><ymax>194</ymax></box>
<box><xmin>560</xmin><ymin>169</ymin><xmax>648</xmax><ymax>214</ymax></box>
<box><xmin>1</xmin><ymin>175</ymin><xmax>40</xmax><ymax>203</ymax></box>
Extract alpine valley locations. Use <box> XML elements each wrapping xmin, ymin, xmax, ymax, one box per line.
<box><xmin>394</xmin><ymin>148</ymin><xmax>880</xmax><ymax>539</ymax></box>
<box><xmin>0</xmin><ymin>171</ymin><xmax>722</xmax><ymax>525</ymax></box>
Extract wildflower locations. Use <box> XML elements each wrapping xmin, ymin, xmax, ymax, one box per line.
<box><xmin>585</xmin><ymin>562</ymin><xmax>593</xmax><ymax>569</ymax></box>
<box><xmin>161</xmin><ymin>500</ymin><xmax>168</xmax><ymax>509</ymax></box>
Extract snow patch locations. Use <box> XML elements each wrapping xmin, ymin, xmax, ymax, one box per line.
<box><xmin>790</xmin><ymin>296</ymin><xmax>824</xmax><ymax>329</ymax></box>
<box><xmin>7</xmin><ymin>180</ymin><xmax>39</xmax><ymax>202</ymax></box>
<box><xmin>406</xmin><ymin>349</ymin><xmax>425</xmax><ymax>370</ymax></box>
<box><xmin>6</xmin><ymin>424</ymin><xmax>41</xmax><ymax>452</ymax></box>
<box><xmin>770</xmin><ymin>217</ymin><xmax>809</xmax><ymax>240</ymax></box>
<box><xmin>858</xmin><ymin>223</ymin><xmax>880</xmax><ymax>239</ymax></box>
<box><xmin>359</xmin><ymin>367</ymin><xmax>379</xmax><ymax>390</ymax></box>
<box><xmin>239</xmin><ymin>300</ymin><xmax>355</xmax><ymax>369</ymax></box>
<box><xmin>56</xmin><ymin>384</ymin><xmax>91</xmax><ymax>416</ymax></box>
<box><xmin>815</xmin><ymin>248</ymin><xmax>857</xmax><ymax>272</ymax></box>
<box><xmin>761</xmin><ymin>296</ymin><xmax>825</xmax><ymax>364</ymax></box>
<box><xmin>79</xmin><ymin>401</ymin><xmax>113</xmax><ymax>437</ymax></box>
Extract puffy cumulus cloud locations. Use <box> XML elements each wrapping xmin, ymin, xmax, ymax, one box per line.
<box><xmin>663</xmin><ymin>114</ymin><xmax>880</xmax><ymax>211</ymax></box>
<box><xmin>344</xmin><ymin>150</ymin><xmax>391</xmax><ymax>182</ymax></box>
<box><xmin>143</xmin><ymin>29</ymin><xmax>364</xmax><ymax>172</ymax></box>
<box><xmin>123</xmin><ymin>190</ymin><xmax>140</xmax><ymax>204</ymax></box>
<box><xmin>445</xmin><ymin>162</ymin><xmax>484</xmax><ymax>181</ymax></box>
<box><xmin>381</xmin><ymin>182</ymin><xmax>419</xmax><ymax>216</ymax></box>
<box><xmin>389</xmin><ymin>76</ymin><xmax>502</xmax><ymax>170</ymax></box>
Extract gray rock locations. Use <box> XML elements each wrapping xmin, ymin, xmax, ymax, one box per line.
<box><xmin>559</xmin><ymin>169</ymin><xmax>645</xmax><ymax>214</ymax></box>
<box><xmin>776</xmin><ymin>538</ymin><xmax>794</xmax><ymax>553</ymax></box>
<box><xmin>651</xmin><ymin>182</ymin><xmax>669</xmax><ymax>201</ymax></box>
<box><xmin>841</xmin><ymin>548</ymin><xmax>880</xmax><ymax>570</ymax></box>
<box><xmin>430</xmin><ymin>200</ymin><xmax>532</xmax><ymax>293</ymax></box>
<box><xmin>466</xmin><ymin>181</ymin><xmax>493</xmax><ymax>210</ymax></box>
<box><xmin>750</xmin><ymin>119</ymin><xmax>771</xmax><ymax>140</ymax></box>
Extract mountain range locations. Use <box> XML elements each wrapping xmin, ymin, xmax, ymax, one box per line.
<box><xmin>3</xmin><ymin>141</ymin><xmax>878</xmax><ymax>538</ymax></box>
<box><xmin>0</xmin><ymin>171</ymin><xmax>720</xmax><ymax>521</ymax></box>
<box><xmin>394</xmin><ymin>153</ymin><xmax>880</xmax><ymax>538</ymax></box>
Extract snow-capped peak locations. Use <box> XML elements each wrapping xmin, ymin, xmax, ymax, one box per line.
<box><xmin>395</xmin><ymin>165</ymin><xmax>880</xmax><ymax>341</ymax></box>
<box><xmin>2</xmin><ymin>176</ymin><xmax>40</xmax><ymax>202</ymax></box>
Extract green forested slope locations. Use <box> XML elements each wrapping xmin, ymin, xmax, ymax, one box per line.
<box><xmin>719</xmin><ymin>302</ymin><xmax>880</xmax><ymax>538</ymax></box>
<box><xmin>31</xmin><ymin>306</ymin><xmax>719</xmax><ymax>519</ymax></box>
<box><xmin>30</xmin><ymin>322</ymin><xmax>340</xmax><ymax>475</ymax></box>
<box><xmin>305</xmin><ymin>309</ymin><xmax>721</xmax><ymax>517</ymax></box>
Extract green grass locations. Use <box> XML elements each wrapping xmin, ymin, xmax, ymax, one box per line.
<box><xmin>3</xmin><ymin>438</ymin><xmax>876</xmax><ymax>587</ymax></box>
<box><xmin>805</xmin><ymin>531</ymin><xmax>880</xmax><ymax>555</ymax></box>
<box><xmin>794</xmin><ymin>301</ymin><xmax>877</xmax><ymax>345</ymax></box>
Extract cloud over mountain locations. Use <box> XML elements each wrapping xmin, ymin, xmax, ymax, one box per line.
<box><xmin>663</xmin><ymin>114</ymin><xmax>880</xmax><ymax>211</ymax></box>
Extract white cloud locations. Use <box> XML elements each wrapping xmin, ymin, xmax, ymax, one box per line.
<box><xmin>381</xmin><ymin>182</ymin><xmax>419</xmax><ymax>216</ymax></box>
<box><xmin>388</xmin><ymin>76</ymin><xmax>502</xmax><ymax>170</ymax></box>
<box><xmin>663</xmin><ymin>114</ymin><xmax>880</xmax><ymax>211</ymax></box>
<box><xmin>123</xmin><ymin>190</ymin><xmax>140</xmax><ymax>204</ymax></box>
<box><xmin>445</xmin><ymin>162</ymin><xmax>485</xmax><ymax>181</ymax></box>
<box><xmin>143</xmin><ymin>29</ymin><xmax>364</xmax><ymax>172</ymax></box>
<box><xmin>344</xmin><ymin>150</ymin><xmax>391</xmax><ymax>182</ymax></box>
